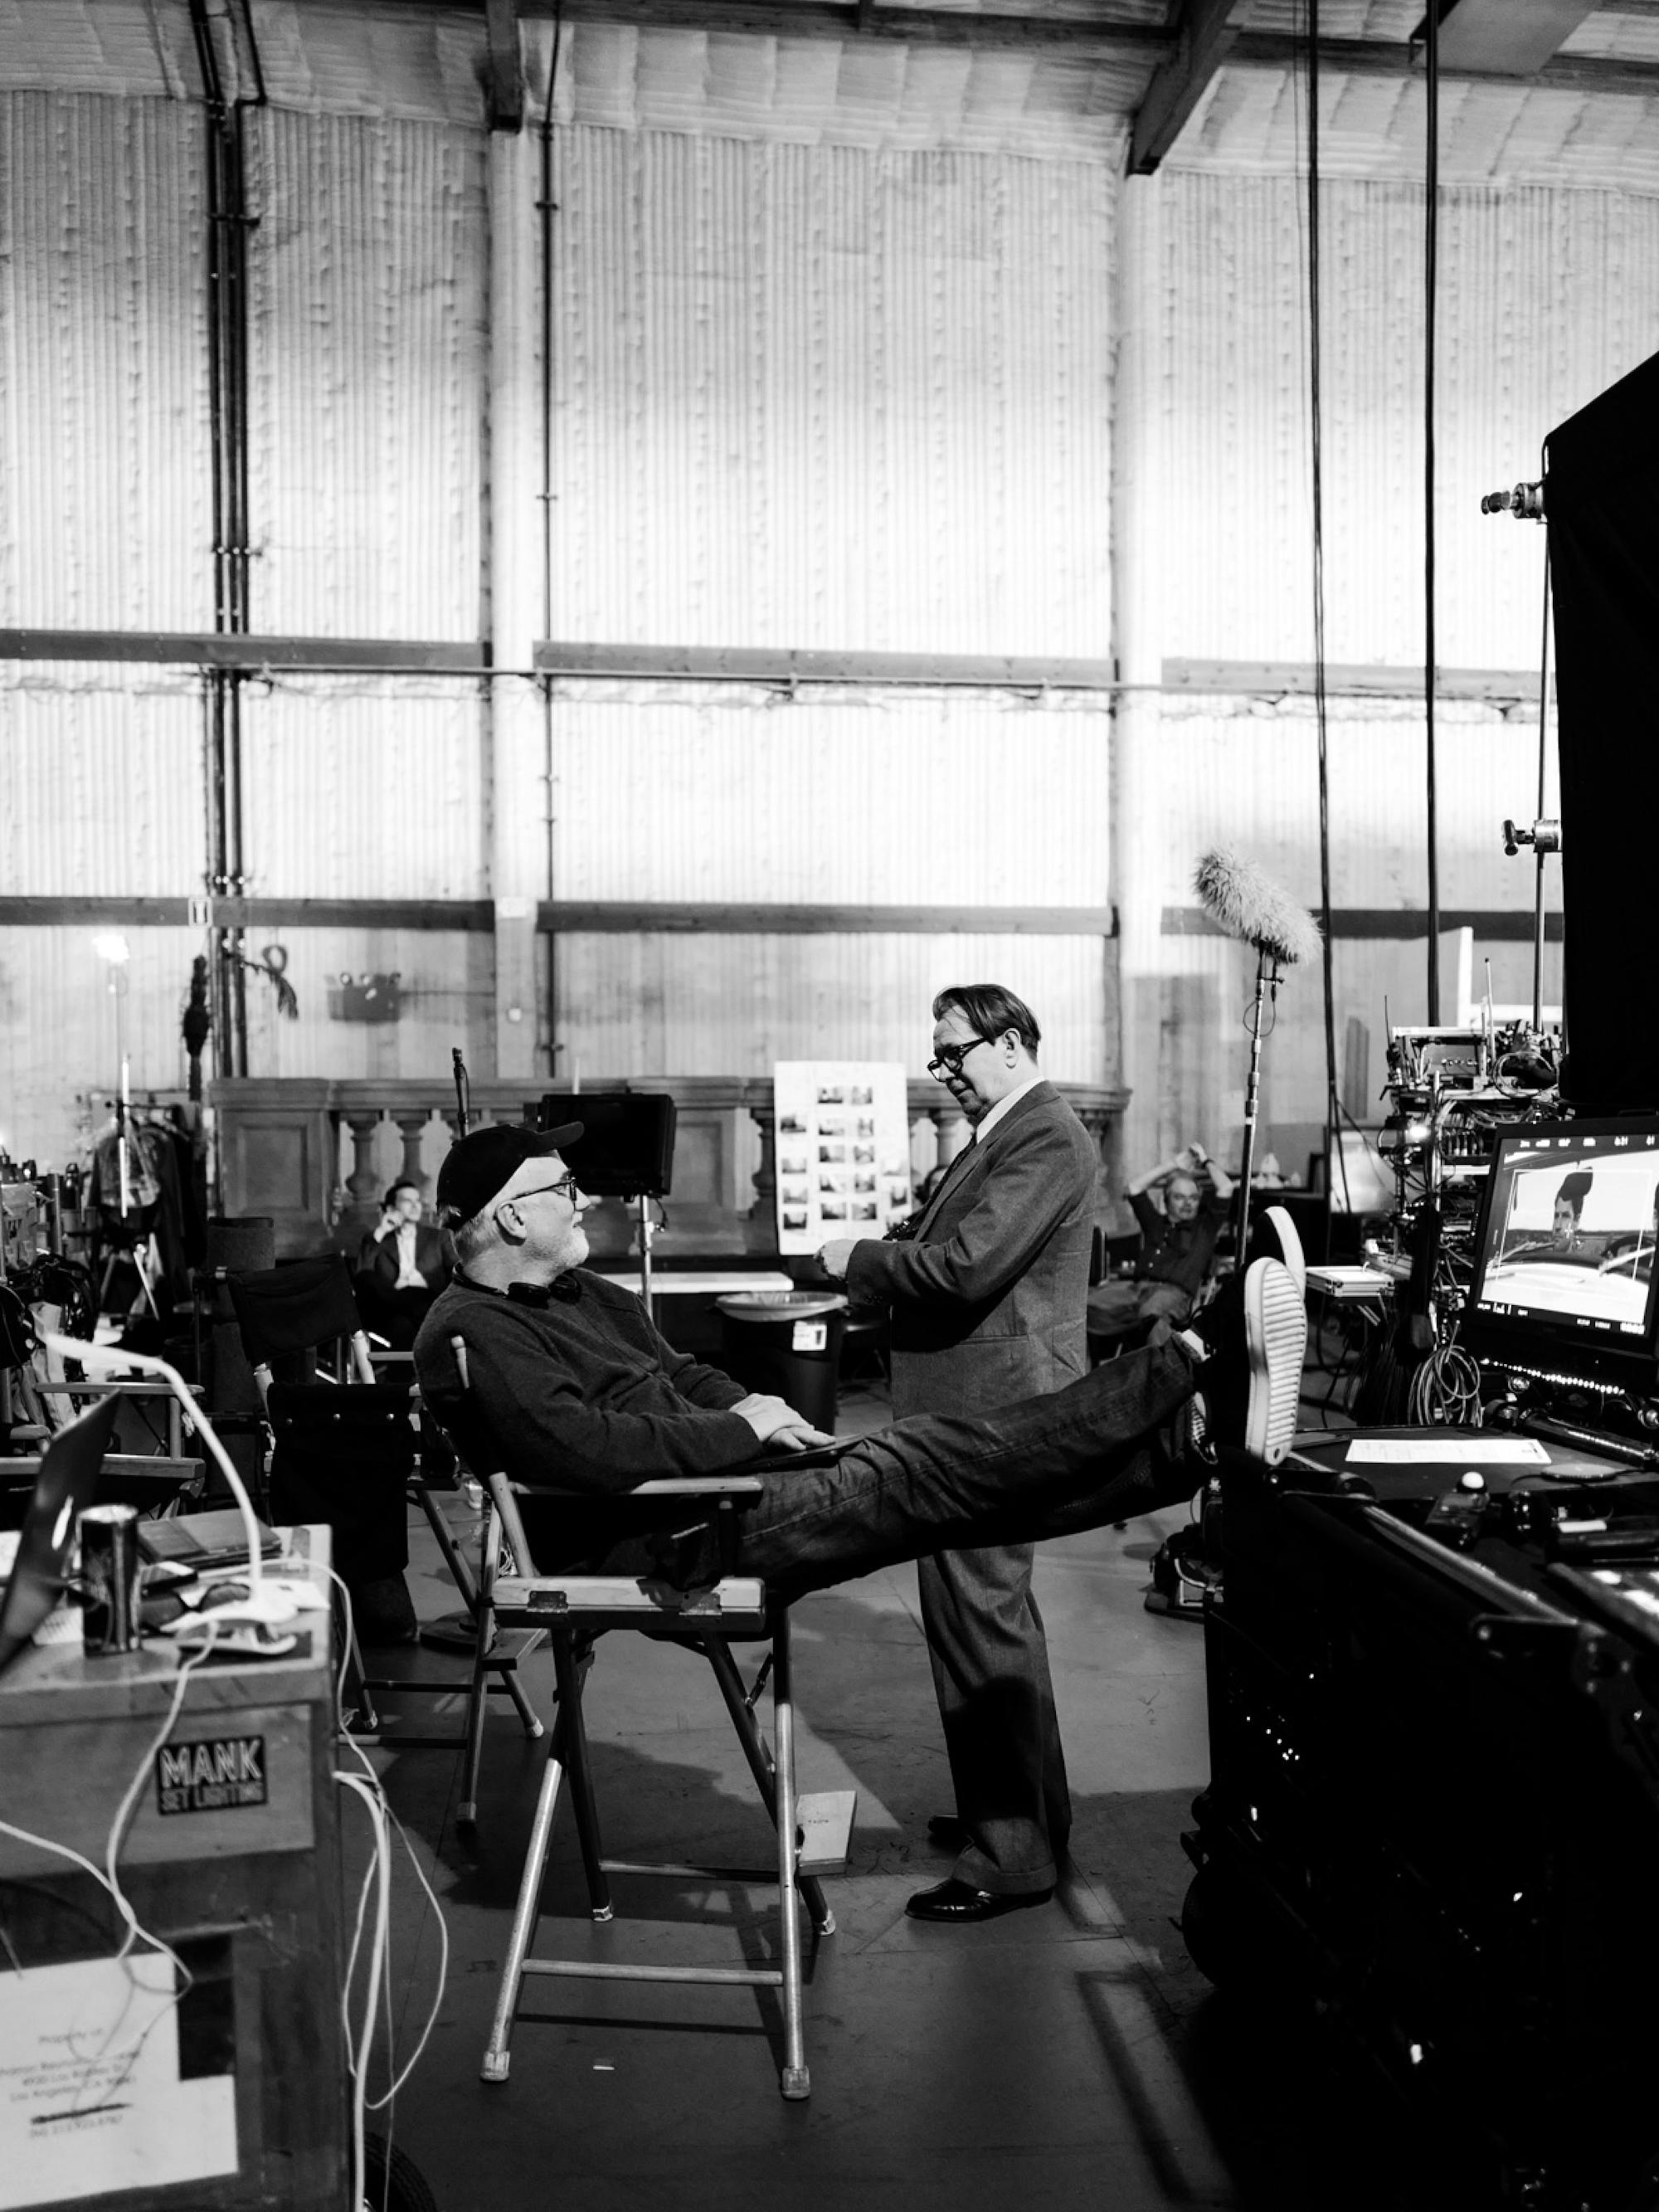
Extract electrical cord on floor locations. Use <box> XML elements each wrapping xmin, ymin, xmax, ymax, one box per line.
<box><xmin>0</xmin><ymin>1626</ymin><xmax>220</xmax><ymax>2107</ymax></box>
<box><xmin>1408</xmin><ymin>1340</ymin><xmax>1483</xmax><ymax>1427</ymax></box>
<box><xmin>320</xmin><ymin>1560</ymin><xmax>451</xmax><ymax>2209</ymax></box>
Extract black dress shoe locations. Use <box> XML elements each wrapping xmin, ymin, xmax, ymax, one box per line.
<box><xmin>905</xmin><ymin>1878</ymin><xmax>1054</xmax><ymax>1923</ymax></box>
<box><xmin>926</xmin><ymin>1814</ymin><xmax>968</xmax><ymax>1848</ymax></box>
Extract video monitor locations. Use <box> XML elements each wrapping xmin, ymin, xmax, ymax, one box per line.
<box><xmin>1462</xmin><ymin>1119</ymin><xmax>1659</xmax><ymax>1388</ymax></box>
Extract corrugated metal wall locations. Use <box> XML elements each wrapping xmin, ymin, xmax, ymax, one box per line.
<box><xmin>0</xmin><ymin>92</ymin><xmax>210</xmax><ymax>624</ymax></box>
<box><xmin>250</xmin><ymin>108</ymin><xmax>486</xmax><ymax>638</ymax></box>
<box><xmin>538</xmin><ymin>128</ymin><xmax>1117</xmax><ymax>1084</ymax></box>
<box><xmin>1114</xmin><ymin>164</ymin><xmax>1659</xmax><ymax>1166</ymax></box>
<box><xmin>1152</xmin><ymin>174</ymin><xmax>1659</xmax><ymax>670</ymax></box>
<box><xmin>5</xmin><ymin>16</ymin><xmax>1659</xmax><ymax>1182</ymax></box>
<box><xmin>547</xmin><ymin>131</ymin><xmax>1115</xmax><ymax>653</ymax></box>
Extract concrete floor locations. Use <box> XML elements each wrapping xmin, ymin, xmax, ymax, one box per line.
<box><xmin>353</xmin><ymin>1367</ymin><xmax>1425</xmax><ymax>2212</ymax></box>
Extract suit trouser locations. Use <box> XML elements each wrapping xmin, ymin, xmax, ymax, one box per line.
<box><xmin>918</xmin><ymin>1541</ymin><xmax>1072</xmax><ymax>1893</ymax></box>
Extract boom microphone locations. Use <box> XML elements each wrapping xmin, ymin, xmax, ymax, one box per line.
<box><xmin>1194</xmin><ymin>848</ymin><xmax>1322</xmax><ymax>968</ymax></box>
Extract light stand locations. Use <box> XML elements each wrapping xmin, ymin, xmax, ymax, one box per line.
<box><xmin>91</xmin><ymin>933</ymin><xmax>159</xmax><ymax>1322</ymax></box>
<box><xmin>1193</xmin><ymin>850</ymin><xmax>1321</xmax><ymax>1260</ymax></box>
<box><xmin>636</xmin><ymin>1192</ymin><xmax>656</xmax><ymax>1317</ymax></box>
<box><xmin>1233</xmin><ymin>950</ymin><xmax>1284</xmax><ymax>1261</ymax></box>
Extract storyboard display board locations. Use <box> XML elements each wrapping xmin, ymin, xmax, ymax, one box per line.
<box><xmin>773</xmin><ymin>1063</ymin><xmax>913</xmax><ymax>1257</ymax></box>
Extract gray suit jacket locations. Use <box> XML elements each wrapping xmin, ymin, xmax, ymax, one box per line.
<box><xmin>844</xmin><ymin>1079</ymin><xmax>1097</xmax><ymax>1420</ymax></box>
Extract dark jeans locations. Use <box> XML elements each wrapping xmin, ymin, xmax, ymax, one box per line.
<box><xmin>526</xmin><ymin>1337</ymin><xmax>1202</xmax><ymax>1600</ymax></box>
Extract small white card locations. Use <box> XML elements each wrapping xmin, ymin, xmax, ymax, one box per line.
<box><xmin>1345</xmin><ymin>1438</ymin><xmax>1551</xmax><ymax>1466</ymax></box>
<box><xmin>0</xmin><ymin>1953</ymin><xmax>238</xmax><ymax>2207</ymax></box>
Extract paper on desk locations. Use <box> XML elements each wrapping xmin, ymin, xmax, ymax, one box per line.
<box><xmin>0</xmin><ymin>1953</ymin><xmax>237</xmax><ymax>2207</ymax></box>
<box><xmin>1345</xmin><ymin>1438</ymin><xmax>1551</xmax><ymax>1466</ymax></box>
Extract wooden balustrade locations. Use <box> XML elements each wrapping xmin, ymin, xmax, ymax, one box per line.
<box><xmin>208</xmin><ymin>1076</ymin><xmax>1129</xmax><ymax>1260</ymax></box>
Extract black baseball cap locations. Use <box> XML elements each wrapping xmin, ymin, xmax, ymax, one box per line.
<box><xmin>435</xmin><ymin>1121</ymin><xmax>584</xmax><ymax>1223</ymax></box>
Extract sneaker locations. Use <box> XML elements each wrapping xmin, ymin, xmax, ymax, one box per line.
<box><xmin>1242</xmin><ymin>1258</ymin><xmax>1306</xmax><ymax>1465</ymax></box>
<box><xmin>1250</xmin><ymin>1204</ymin><xmax>1306</xmax><ymax>1298</ymax></box>
<box><xmin>1193</xmin><ymin>1258</ymin><xmax>1305</xmax><ymax>1467</ymax></box>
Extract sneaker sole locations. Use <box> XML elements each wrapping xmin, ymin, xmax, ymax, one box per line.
<box><xmin>1243</xmin><ymin>1258</ymin><xmax>1305</xmax><ymax>1466</ymax></box>
<box><xmin>1262</xmin><ymin>1204</ymin><xmax>1307</xmax><ymax>1299</ymax></box>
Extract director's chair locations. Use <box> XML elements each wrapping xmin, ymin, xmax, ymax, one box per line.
<box><xmin>226</xmin><ymin>1256</ymin><xmax>544</xmax><ymax>1774</ymax></box>
<box><xmin>444</xmin><ymin>1335</ymin><xmax>854</xmax><ymax>2102</ymax></box>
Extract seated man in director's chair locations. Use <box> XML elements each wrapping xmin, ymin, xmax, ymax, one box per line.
<box><xmin>411</xmin><ymin>1120</ymin><xmax>1308</xmax><ymax>2088</ymax></box>
<box><xmin>1087</xmin><ymin>1142</ymin><xmax>1234</xmax><ymax>1360</ymax></box>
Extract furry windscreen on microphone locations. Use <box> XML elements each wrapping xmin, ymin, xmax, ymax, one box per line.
<box><xmin>1194</xmin><ymin>849</ymin><xmax>1323</xmax><ymax>967</ymax></box>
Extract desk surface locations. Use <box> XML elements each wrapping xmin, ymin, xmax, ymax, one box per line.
<box><xmin>0</xmin><ymin>1452</ymin><xmax>202</xmax><ymax>1488</ymax></box>
<box><xmin>0</xmin><ymin>1523</ymin><xmax>347</xmax><ymax>2211</ymax></box>
<box><xmin>0</xmin><ymin>1523</ymin><xmax>331</xmax><ymax>1726</ymax></box>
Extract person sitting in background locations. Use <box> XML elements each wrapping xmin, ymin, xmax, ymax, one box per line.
<box><xmin>355</xmin><ymin>1179</ymin><xmax>447</xmax><ymax>1347</ymax></box>
<box><xmin>1087</xmin><ymin>1143</ymin><xmax>1234</xmax><ymax>1342</ymax></box>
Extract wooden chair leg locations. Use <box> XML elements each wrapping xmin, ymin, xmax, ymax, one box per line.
<box><xmin>482</xmin><ymin>1718</ymin><xmax>569</xmax><ymax>2085</ymax></box>
<box><xmin>551</xmin><ymin>1632</ymin><xmax>611</xmax><ymax>1922</ymax></box>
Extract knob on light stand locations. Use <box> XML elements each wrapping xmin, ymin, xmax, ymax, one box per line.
<box><xmin>1481</xmin><ymin>481</ymin><xmax>1545</xmax><ymax>519</ymax></box>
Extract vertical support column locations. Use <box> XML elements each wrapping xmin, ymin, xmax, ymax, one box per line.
<box><xmin>487</xmin><ymin>124</ymin><xmax>549</xmax><ymax>1083</ymax></box>
<box><xmin>747</xmin><ymin>1108</ymin><xmax>779</xmax><ymax>1255</ymax></box>
<box><xmin>1112</xmin><ymin>176</ymin><xmax>1168</xmax><ymax>1184</ymax></box>
<box><xmin>344</xmin><ymin>1114</ymin><xmax>382</xmax><ymax>1208</ymax></box>
<box><xmin>927</xmin><ymin>1107</ymin><xmax>971</xmax><ymax>1174</ymax></box>
<box><xmin>393</xmin><ymin>1110</ymin><xmax>431</xmax><ymax>1195</ymax></box>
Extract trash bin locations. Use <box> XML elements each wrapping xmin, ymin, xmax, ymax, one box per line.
<box><xmin>716</xmin><ymin>1292</ymin><xmax>849</xmax><ymax>1435</ymax></box>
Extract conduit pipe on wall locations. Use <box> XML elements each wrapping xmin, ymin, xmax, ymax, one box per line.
<box><xmin>539</xmin><ymin>6</ymin><xmax>566</xmax><ymax>1082</ymax></box>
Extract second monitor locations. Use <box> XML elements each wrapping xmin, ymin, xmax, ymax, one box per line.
<box><xmin>536</xmin><ymin>1093</ymin><xmax>677</xmax><ymax>1199</ymax></box>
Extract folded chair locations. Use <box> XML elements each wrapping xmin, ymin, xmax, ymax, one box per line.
<box><xmin>443</xmin><ymin>1333</ymin><xmax>854</xmax><ymax>2102</ymax></box>
<box><xmin>226</xmin><ymin>1256</ymin><xmax>544</xmax><ymax>1778</ymax></box>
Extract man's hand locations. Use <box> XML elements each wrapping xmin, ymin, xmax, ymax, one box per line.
<box><xmin>732</xmin><ymin>1391</ymin><xmax>813</xmax><ymax>1443</ymax></box>
<box><xmin>817</xmin><ymin>1237</ymin><xmax>856</xmax><ymax>1279</ymax></box>
<box><xmin>765</xmin><ymin>1419</ymin><xmax>835</xmax><ymax>1453</ymax></box>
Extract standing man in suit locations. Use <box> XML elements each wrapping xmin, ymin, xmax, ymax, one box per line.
<box><xmin>817</xmin><ymin>984</ymin><xmax>1098</xmax><ymax>1922</ymax></box>
<box><xmin>355</xmin><ymin>1179</ymin><xmax>447</xmax><ymax>1347</ymax></box>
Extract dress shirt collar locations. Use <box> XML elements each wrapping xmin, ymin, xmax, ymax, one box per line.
<box><xmin>969</xmin><ymin>1069</ymin><xmax>1044</xmax><ymax>1147</ymax></box>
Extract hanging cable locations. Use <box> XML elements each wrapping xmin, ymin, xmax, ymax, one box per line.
<box><xmin>1423</xmin><ymin>0</ymin><xmax>1442</xmax><ymax>1019</ymax></box>
<box><xmin>1534</xmin><ymin>533</ymin><xmax>1552</xmax><ymax>1031</ymax></box>
<box><xmin>1302</xmin><ymin>0</ymin><xmax>1348</xmax><ymax>1217</ymax></box>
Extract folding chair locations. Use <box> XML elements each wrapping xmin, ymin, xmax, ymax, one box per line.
<box><xmin>226</xmin><ymin>1256</ymin><xmax>544</xmax><ymax>1785</ymax></box>
<box><xmin>444</xmin><ymin>1336</ymin><xmax>854</xmax><ymax>2102</ymax></box>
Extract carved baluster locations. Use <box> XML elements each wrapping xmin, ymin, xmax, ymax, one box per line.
<box><xmin>393</xmin><ymin>1109</ymin><xmax>431</xmax><ymax>1197</ymax></box>
<box><xmin>344</xmin><ymin>1113</ymin><xmax>382</xmax><ymax>1207</ymax></box>
<box><xmin>928</xmin><ymin>1105</ymin><xmax>971</xmax><ymax>1172</ymax></box>
<box><xmin>747</xmin><ymin>1106</ymin><xmax>779</xmax><ymax>1255</ymax></box>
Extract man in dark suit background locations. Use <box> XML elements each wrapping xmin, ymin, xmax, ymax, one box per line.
<box><xmin>355</xmin><ymin>1178</ymin><xmax>447</xmax><ymax>1347</ymax></box>
<box><xmin>817</xmin><ymin>983</ymin><xmax>1097</xmax><ymax>1922</ymax></box>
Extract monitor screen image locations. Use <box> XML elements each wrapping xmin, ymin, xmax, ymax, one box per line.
<box><xmin>1467</xmin><ymin>1123</ymin><xmax>1659</xmax><ymax>1376</ymax></box>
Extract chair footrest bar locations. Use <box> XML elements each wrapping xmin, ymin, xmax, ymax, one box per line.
<box><xmin>342</xmin><ymin>1731</ymin><xmax>471</xmax><ymax>1750</ymax></box>
<box><xmin>519</xmin><ymin>1960</ymin><xmax>783</xmax><ymax>1988</ymax></box>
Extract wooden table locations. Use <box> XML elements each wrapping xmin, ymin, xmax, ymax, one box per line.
<box><xmin>0</xmin><ymin>1527</ymin><xmax>348</xmax><ymax>2210</ymax></box>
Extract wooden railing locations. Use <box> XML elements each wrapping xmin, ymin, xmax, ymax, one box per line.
<box><xmin>208</xmin><ymin>1076</ymin><xmax>1130</xmax><ymax>1260</ymax></box>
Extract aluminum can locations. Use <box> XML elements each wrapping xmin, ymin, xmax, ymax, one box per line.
<box><xmin>80</xmin><ymin>1503</ymin><xmax>141</xmax><ymax>1655</ymax></box>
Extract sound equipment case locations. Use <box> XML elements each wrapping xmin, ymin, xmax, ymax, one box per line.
<box><xmin>1186</xmin><ymin>1433</ymin><xmax>1659</xmax><ymax>2211</ymax></box>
